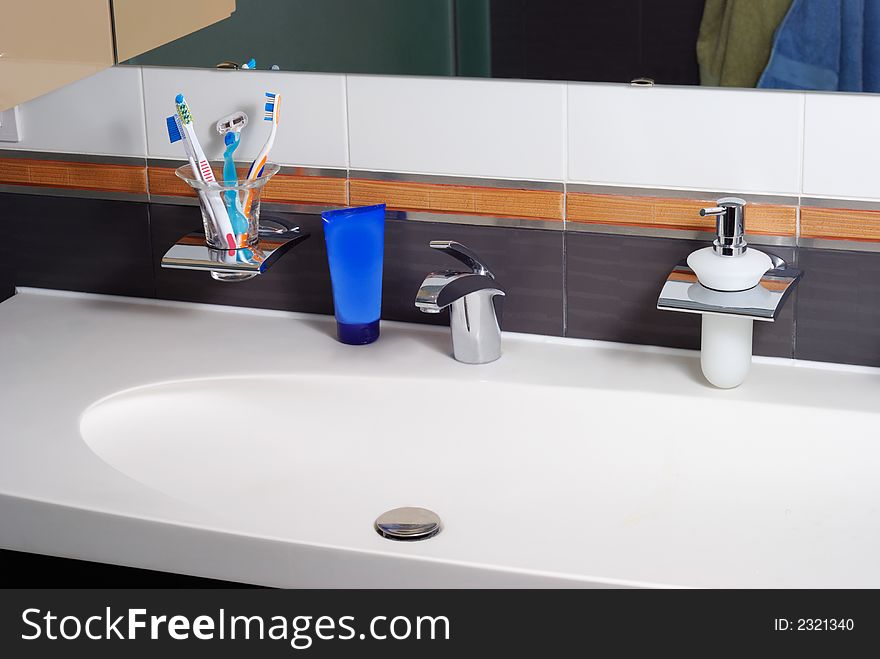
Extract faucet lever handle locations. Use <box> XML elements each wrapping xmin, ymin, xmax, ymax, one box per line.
<box><xmin>429</xmin><ymin>240</ymin><xmax>495</xmax><ymax>278</ymax></box>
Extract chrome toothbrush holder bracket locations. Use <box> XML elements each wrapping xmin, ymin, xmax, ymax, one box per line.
<box><xmin>161</xmin><ymin>217</ymin><xmax>309</xmax><ymax>282</ymax></box>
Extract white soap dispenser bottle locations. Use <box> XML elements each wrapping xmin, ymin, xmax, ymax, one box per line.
<box><xmin>686</xmin><ymin>198</ymin><xmax>772</xmax><ymax>389</ymax></box>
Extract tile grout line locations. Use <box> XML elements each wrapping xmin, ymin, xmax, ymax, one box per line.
<box><xmin>795</xmin><ymin>92</ymin><xmax>807</xmax><ymax>247</ymax></box>
<box><xmin>135</xmin><ymin>67</ymin><xmax>160</xmax><ymax>299</ymax></box>
<box><xmin>135</xmin><ymin>67</ymin><xmax>152</xmax><ymax>201</ymax></box>
<box><xmin>342</xmin><ymin>75</ymin><xmax>352</xmax><ymax>205</ymax></box>
<box><xmin>562</xmin><ymin>83</ymin><xmax>569</xmax><ymax>231</ymax></box>
<box><xmin>561</xmin><ymin>84</ymin><xmax>569</xmax><ymax>336</ymax></box>
<box><xmin>562</xmin><ymin>180</ymin><xmax>568</xmax><ymax>335</ymax></box>
<box><xmin>791</xmin><ymin>94</ymin><xmax>807</xmax><ymax>360</ymax></box>
<box><xmin>792</xmin><ymin>204</ymin><xmax>799</xmax><ymax>358</ymax></box>
<box><xmin>561</xmin><ymin>227</ymin><xmax>568</xmax><ymax>337</ymax></box>
<box><xmin>791</xmin><ymin>259</ymin><xmax>798</xmax><ymax>360</ymax></box>
<box><xmin>797</xmin><ymin>93</ymin><xmax>807</xmax><ymax>208</ymax></box>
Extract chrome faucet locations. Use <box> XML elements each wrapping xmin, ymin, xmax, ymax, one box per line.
<box><xmin>415</xmin><ymin>241</ymin><xmax>506</xmax><ymax>364</ymax></box>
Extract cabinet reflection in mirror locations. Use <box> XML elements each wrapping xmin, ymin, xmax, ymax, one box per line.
<box><xmin>122</xmin><ymin>0</ymin><xmax>880</xmax><ymax>94</ymax></box>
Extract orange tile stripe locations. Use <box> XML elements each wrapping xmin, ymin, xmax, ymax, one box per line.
<box><xmin>146</xmin><ymin>166</ymin><xmax>348</xmax><ymax>206</ymax></box>
<box><xmin>350</xmin><ymin>178</ymin><xmax>564</xmax><ymax>222</ymax></box>
<box><xmin>566</xmin><ymin>192</ymin><xmax>797</xmax><ymax>237</ymax></box>
<box><xmin>262</xmin><ymin>174</ymin><xmax>348</xmax><ymax>206</ymax></box>
<box><xmin>800</xmin><ymin>206</ymin><xmax>880</xmax><ymax>243</ymax></box>
<box><xmin>9</xmin><ymin>155</ymin><xmax>880</xmax><ymax>244</ymax></box>
<box><xmin>0</xmin><ymin>157</ymin><xmax>147</xmax><ymax>194</ymax></box>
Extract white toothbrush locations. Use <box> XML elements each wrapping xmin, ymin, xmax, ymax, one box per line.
<box><xmin>166</xmin><ymin>114</ymin><xmax>226</xmax><ymax>246</ymax></box>
<box><xmin>175</xmin><ymin>93</ymin><xmax>237</xmax><ymax>253</ymax></box>
<box><xmin>166</xmin><ymin>114</ymin><xmax>199</xmax><ymax>183</ymax></box>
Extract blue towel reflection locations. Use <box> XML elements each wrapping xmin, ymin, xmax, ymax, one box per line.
<box><xmin>759</xmin><ymin>0</ymin><xmax>880</xmax><ymax>92</ymax></box>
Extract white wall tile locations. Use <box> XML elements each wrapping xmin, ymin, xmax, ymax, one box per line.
<box><xmin>142</xmin><ymin>67</ymin><xmax>347</xmax><ymax>168</ymax></box>
<box><xmin>568</xmin><ymin>84</ymin><xmax>804</xmax><ymax>195</ymax></box>
<box><xmin>2</xmin><ymin>67</ymin><xmax>146</xmax><ymax>157</ymax></box>
<box><xmin>803</xmin><ymin>93</ymin><xmax>880</xmax><ymax>199</ymax></box>
<box><xmin>347</xmin><ymin>75</ymin><xmax>566</xmax><ymax>180</ymax></box>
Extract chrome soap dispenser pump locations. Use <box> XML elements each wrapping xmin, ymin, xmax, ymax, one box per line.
<box><xmin>704</xmin><ymin>196</ymin><xmax>747</xmax><ymax>256</ymax></box>
<box><xmin>657</xmin><ymin>197</ymin><xmax>802</xmax><ymax>390</ymax></box>
<box><xmin>687</xmin><ymin>198</ymin><xmax>773</xmax><ymax>291</ymax></box>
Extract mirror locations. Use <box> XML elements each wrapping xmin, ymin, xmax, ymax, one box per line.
<box><xmin>122</xmin><ymin>0</ymin><xmax>880</xmax><ymax>94</ymax></box>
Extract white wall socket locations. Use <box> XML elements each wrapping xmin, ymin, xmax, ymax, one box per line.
<box><xmin>0</xmin><ymin>106</ymin><xmax>22</xmax><ymax>142</ymax></box>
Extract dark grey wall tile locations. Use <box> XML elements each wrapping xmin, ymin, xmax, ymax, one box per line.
<box><xmin>0</xmin><ymin>239</ymin><xmax>12</xmax><ymax>303</ymax></box>
<box><xmin>751</xmin><ymin>245</ymin><xmax>797</xmax><ymax>359</ymax></box>
<box><xmin>383</xmin><ymin>219</ymin><xmax>564</xmax><ymax>336</ymax></box>
<box><xmin>796</xmin><ymin>247</ymin><xmax>880</xmax><ymax>366</ymax></box>
<box><xmin>152</xmin><ymin>208</ymin><xmax>564</xmax><ymax>337</ymax></box>
<box><xmin>0</xmin><ymin>192</ymin><xmax>153</xmax><ymax>298</ymax></box>
<box><xmin>755</xmin><ymin>284</ymin><xmax>796</xmax><ymax>359</ymax></box>
<box><xmin>3</xmin><ymin>188</ymin><xmax>822</xmax><ymax>367</ymax></box>
<box><xmin>150</xmin><ymin>204</ymin><xmax>334</xmax><ymax>315</ymax></box>
<box><xmin>565</xmin><ymin>231</ymin><xmax>795</xmax><ymax>358</ymax></box>
<box><xmin>0</xmin><ymin>271</ymin><xmax>12</xmax><ymax>302</ymax></box>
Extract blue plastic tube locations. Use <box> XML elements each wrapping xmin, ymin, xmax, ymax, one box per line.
<box><xmin>321</xmin><ymin>204</ymin><xmax>386</xmax><ymax>344</ymax></box>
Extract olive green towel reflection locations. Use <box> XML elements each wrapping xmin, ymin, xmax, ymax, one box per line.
<box><xmin>697</xmin><ymin>0</ymin><xmax>793</xmax><ymax>87</ymax></box>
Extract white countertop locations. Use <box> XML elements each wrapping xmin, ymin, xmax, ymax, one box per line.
<box><xmin>1</xmin><ymin>288</ymin><xmax>879</xmax><ymax>588</ymax></box>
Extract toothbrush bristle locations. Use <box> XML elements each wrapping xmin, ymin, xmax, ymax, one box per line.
<box><xmin>174</xmin><ymin>115</ymin><xmax>188</xmax><ymax>141</ymax></box>
<box><xmin>175</xmin><ymin>94</ymin><xmax>193</xmax><ymax>125</ymax></box>
<box><xmin>165</xmin><ymin>115</ymin><xmax>182</xmax><ymax>143</ymax></box>
<box><xmin>264</xmin><ymin>92</ymin><xmax>280</xmax><ymax>122</ymax></box>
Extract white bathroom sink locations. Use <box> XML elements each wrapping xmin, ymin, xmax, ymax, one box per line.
<box><xmin>77</xmin><ymin>372</ymin><xmax>880</xmax><ymax>588</ymax></box>
<box><xmin>2</xmin><ymin>288</ymin><xmax>880</xmax><ymax>587</ymax></box>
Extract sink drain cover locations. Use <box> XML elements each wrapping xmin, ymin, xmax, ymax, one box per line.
<box><xmin>375</xmin><ymin>507</ymin><xmax>441</xmax><ymax>541</ymax></box>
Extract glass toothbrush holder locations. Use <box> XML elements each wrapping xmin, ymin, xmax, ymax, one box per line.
<box><xmin>175</xmin><ymin>162</ymin><xmax>280</xmax><ymax>281</ymax></box>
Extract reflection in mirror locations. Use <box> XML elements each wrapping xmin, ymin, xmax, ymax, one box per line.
<box><xmin>124</xmin><ymin>0</ymin><xmax>466</xmax><ymax>76</ymax></box>
<box><xmin>123</xmin><ymin>0</ymin><xmax>880</xmax><ymax>93</ymax></box>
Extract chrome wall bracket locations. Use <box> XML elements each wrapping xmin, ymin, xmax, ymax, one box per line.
<box><xmin>657</xmin><ymin>261</ymin><xmax>802</xmax><ymax>321</ymax></box>
<box><xmin>161</xmin><ymin>218</ymin><xmax>309</xmax><ymax>282</ymax></box>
